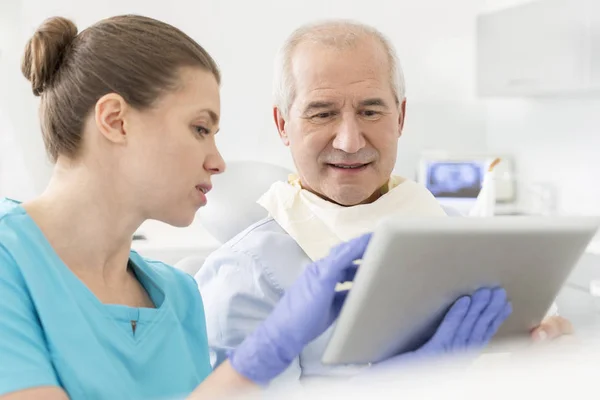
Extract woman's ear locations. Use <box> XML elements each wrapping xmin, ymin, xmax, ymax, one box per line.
<box><xmin>94</xmin><ymin>93</ymin><xmax>129</xmax><ymax>144</ymax></box>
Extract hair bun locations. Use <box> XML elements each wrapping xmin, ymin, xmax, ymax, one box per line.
<box><xmin>21</xmin><ymin>17</ymin><xmax>78</xmax><ymax>96</ymax></box>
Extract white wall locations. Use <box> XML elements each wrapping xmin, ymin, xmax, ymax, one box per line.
<box><xmin>5</xmin><ymin>0</ymin><xmax>487</xmax><ymax>187</ymax></box>
<box><xmin>0</xmin><ymin>109</ymin><xmax>36</xmax><ymax>200</ymax></box>
<box><xmin>0</xmin><ymin>0</ymin><xmax>46</xmax><ymax>200</ymax></box>
<box><xmin>484</xmin><ymin>98</ymin><xmax>600</xmax><ymax>216</ymax></box>
<box><xmin>479</xmin><ymin>0</ymin><xmax>600</xmax><ymax>216</ymax></box>
<box><xmin>479</xmin><ymin>0</ymin><xmax>539</xmax><ymax>12</ymax></box>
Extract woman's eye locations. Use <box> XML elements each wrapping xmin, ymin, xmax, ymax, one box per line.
<box><xmin>195</xmin><ymin>125</ymin><xmax>211</xmax><ymax>136</ymax></box>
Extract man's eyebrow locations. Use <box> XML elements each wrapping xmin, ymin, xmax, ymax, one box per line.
<box><xmin>359</xmin><ymin>98</ymin><xmax>389</xmax><ymax>108</ymax></box>
<box><xmin>302</xmin><ymin>101</ymin><xmax>337</xmax><ymax>114</ymax></box>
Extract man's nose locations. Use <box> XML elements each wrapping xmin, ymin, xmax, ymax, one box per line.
<box><xmin>331</xmin><ymin>113</ymin><xmax>366</xmax><ymax>154</ymax></box>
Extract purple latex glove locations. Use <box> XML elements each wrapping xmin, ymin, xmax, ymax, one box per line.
<box><xmin>229</xmin><ymin>233</ymin><xmax>372</xmax><ymax>386</ymax></box>
<box><xmin>371</xmin><ymin>287</ymin><xmax>512</xmax><ymax>372</ymax></box>
<box><xmin>419</xmin><ymin>287</ymin><xmax>512</xmax><ymax>354</ymax></box>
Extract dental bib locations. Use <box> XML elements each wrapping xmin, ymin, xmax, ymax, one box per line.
<box><xmin>257</xmin><ymin>174</ymin><xmax>448</xmax><ymax>261</ymax></box>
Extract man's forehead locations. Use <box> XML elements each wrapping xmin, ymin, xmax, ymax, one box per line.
<box><xmin>291</xmin><ymin>42</ymin><xmax>390</xmax><ymax>91</ymax></box>
<box><xmin>293</xmin><ymin>73</ymin><xmax>394</xmax><ymax>109</ymax></box>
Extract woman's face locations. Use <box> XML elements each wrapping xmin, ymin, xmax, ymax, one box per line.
<box><xmin>119</xmin><ymin>67</ymin><xmax>226</xmax><ymax>227</ymax></box>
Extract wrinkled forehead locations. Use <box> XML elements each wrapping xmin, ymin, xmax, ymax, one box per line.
<box><xmin>290</xmin><ymin>38</ymin><xmax>392</xmax><ymax>99</ymax></box>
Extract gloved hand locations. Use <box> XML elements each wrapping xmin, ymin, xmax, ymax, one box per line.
<box><xmin>371</xmin><ymin>287</ymin><xmax>512</xmax><ymax>372</ymax></box>
<box><xmin>229</xmin><ymin>233</ymin><xmax>372</xmax><ymax>386</ymax></box>
<box><xmin>419</xmin><ymin>287</ymin><xmax>511</xmax><ymax>354</ymax></box>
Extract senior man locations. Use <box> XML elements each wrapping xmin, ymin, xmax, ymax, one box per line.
<box><xmin>195</xmin><ymin>19</ymin><xmax>572</xmax><ymax>384</ymax></box>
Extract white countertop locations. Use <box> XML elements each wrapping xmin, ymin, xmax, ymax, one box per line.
<box><xmin>586</xmin><ymin>230</ymin><xmax>600</xmax><ymax>255</ymax></box>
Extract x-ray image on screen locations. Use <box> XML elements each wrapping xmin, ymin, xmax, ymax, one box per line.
<box><xmin>426</xmin><ymin>161</ymin><xmax>485</xmax><ymax>199</ymax></box>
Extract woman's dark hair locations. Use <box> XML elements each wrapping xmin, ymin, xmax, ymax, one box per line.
<box><xmin>21</xmin><ymin>15</ymin><xmax>220</xmax><ymax>162</ymax></box>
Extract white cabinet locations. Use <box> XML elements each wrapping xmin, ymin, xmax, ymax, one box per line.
<box><xmin>591</xmin><ymin>4</ymin><xmax>600</xmax><ymax>89</ymax></box>
<box><xmin>476</xmin><ymin>0</ymin><xmax>600</xmax><ymax>97</ymax></box>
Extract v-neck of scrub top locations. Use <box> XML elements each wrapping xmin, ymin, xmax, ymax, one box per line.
<box><xmin>96</xmin><ymin>261</ymin><xmax>167</xmax><ymax>343</ymax></box>
<box><xmin>18</xmin><ymin>206</ymin><xmax>170</xmax><ymax>344</ymax></box>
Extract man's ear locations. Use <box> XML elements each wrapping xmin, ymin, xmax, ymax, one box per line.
<box><xmin>398</xmin><ymin>98</ymin><xmax>407</xmax><ymax>137</ymax></box>
<box><xmin>273</xmin><ymin>106</ymin><xmax>290</xmax><ymax>146</ymax></box>
<box><xmin>94</xmin><ymin>93</ymin><xmax>129</xmax><ymax>145</ymax></box>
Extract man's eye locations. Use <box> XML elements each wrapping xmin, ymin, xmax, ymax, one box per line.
<box><xmin>362</xmin><ymin>110</ymin><xmax>380</xmax><ymax>117</ymax></box>
<box><xmin>312</xmin><ymin>112</ymin><xmax>335</xmax><ymax>120</ymax></box>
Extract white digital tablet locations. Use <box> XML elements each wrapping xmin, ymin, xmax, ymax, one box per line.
<box><xmin>321</xmin><ymin>216</ymin><xmax>600</xmax><ymax>365</ymax></box>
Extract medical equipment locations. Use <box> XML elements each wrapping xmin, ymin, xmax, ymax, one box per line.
<box><xmin>469</xmin><ymin>157</ymin><xmax>501</xmax><ymax>217</ymax></box>
<box><xmin>321</xmin><ymin>215</ymin><xmax>600</xmax><ymax>365</ymax></box>
<box><xmin>417</xmin><ymin>151</ymin><xmax>517</xmax><ymax>215</ymax></box>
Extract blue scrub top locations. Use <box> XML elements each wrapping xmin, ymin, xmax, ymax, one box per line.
<box><xmin>0</xmin><ymin>198</ymin><xmax>212</xmax><ymax>399</ymax></box>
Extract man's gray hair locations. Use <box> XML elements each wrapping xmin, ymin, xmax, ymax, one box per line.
<box><xmin>272</xmin><ymin>19</ymin><xmax>406</xmax><ymax>119</ymax></box>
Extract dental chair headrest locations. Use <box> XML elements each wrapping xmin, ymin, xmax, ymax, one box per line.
<box><xmin>196</xmin><ymin>160</ymin><xmax>293</xmax><ymax>244</ymax></box>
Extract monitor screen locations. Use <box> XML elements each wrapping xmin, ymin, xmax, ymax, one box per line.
<box><xmin>425</xmin><ymin>160</ymin><xmax>486</xmax><ymax>199</ymax></box>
